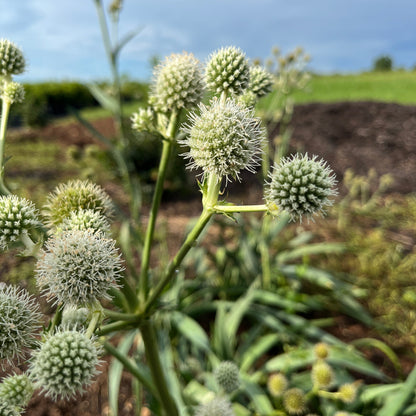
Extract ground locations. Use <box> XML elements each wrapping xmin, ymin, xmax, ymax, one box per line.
<box><xmin>3</xmin><ymin>101</ymin><xmax>416</xmax><ymax>415</ymax></box>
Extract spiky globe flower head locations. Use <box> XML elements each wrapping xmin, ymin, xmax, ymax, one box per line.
<box><xmin>0</xmin><ymin>374</ymin><xmax>34</xmax><ymax>408</ymax></box>
<box><xmin>267</xmin><ymin>372</ymin><xmax>288</xmax><ymax>397</ymax></box>
<box><xmin>314</xmin><ymin>342</ymin><xmax>330</xmax><ymax>360</ymax></box>
<box><xmin>150</xmin><ymin>52</ymin><xmax>205</xmax><ymax>113</ymax></box>
<box><xmin>56</xmin><ymin>208</ymin><xmax>111</xmax><ymax>236</ymax></box>
<box><xmin>283</xmin><ymin>388</ymin><xmax>307</xmax><ymax>415</ymax></box>
<box><xmin>1</xmin><ymin>82</ymin><xmax>25</xmax><ymax>104</ymax></box>
<box><xmin>266</xmin><ymin>153</ymin><xmax>337</xmax><ymax>221</ymax></box>
<box><xmin>248</xmin><ymin>66</ymin><xmax>274</xmax><ymax>99</ymax></box>
<box><xmin>43</xmin><ymin>180</ymin><xmax>114</xmax><ymax>228</ymax></box>
<box><xmin>0</xmin><ymin>402</ymin><xmax>20</xmax><ymax>416</ymax></box>
<box><xmin>195</xmin><ymin>397</ymin><xmax>235</xmax><ymax>416</ymax></box>
<box><xmin>0</xmin><ymin>195</ymin><xmax>41</xmax><ymax>251</ymax></box>
<box><xmin>29</xmin><ymin>329</ymin><xmax>100</xmax><ymax>400</ymax></box>
<box><xmin>311</xmin><ymin>360</ymin><xmax>334</xmax><ymax>389</ymax></box>
<box><xmin>338</xmin><ymin>382</ymin><xmax>359</xmax><ymax>404</ymax></box>
<box><xmin>214</xmin><ymin>361</ymin><xmax>240</xmax><ymax>393</ymax></box>
<box><xmin>181</xmin><ymin>98</ymin><xmax>265</xmax><ymax>181</ymax></box>
<box><xmin>131</xmin><ymin>107</ymin><xmax>157</xmax><ymax>133</ymax></box>
<box><xmin>0</xmin><ymin>284</ymin><xmax>41</xmax><ymax>363</ymax></box>
<box><xmin>205</xmin><ymin>46</ymin><xmax>250</xmax><ymax>96</ymax></box>
<box><xmin>35</xmin><ymin>229</ymin><xmax>123</xmax><ymax>306</ymax></box>
<box><xmin>0</xmin><ymin>39</ymin><xmax>25</xmax><ymax>78</ymax></box>
<box><xmin>61</xmin><ymin>306</ymin><xmax>90</xmax><ymax>329</ymax></box>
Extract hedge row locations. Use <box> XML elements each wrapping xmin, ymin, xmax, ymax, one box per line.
<box><xmin>9</xmin><ymin>80</ymin><xmax>148</xmax><ymax>127</ymax></box>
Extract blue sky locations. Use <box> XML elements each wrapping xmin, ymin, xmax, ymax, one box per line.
<box><xmin>1</xmin><ymin>0</ymin><xmax>416</xmax><ymax>82</ymax></box>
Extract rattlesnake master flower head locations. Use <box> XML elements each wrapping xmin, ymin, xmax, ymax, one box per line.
<box><xmin>131</xmin><ymin>107</ymin><xmax>157</xmax><ymax>133</ymax></box>
<box><xmin>314</xmin><ymin>342</ymin><xmax>329</xmax><ymax>359</ymax></box>
<box><xmin>195</xmin><ymin>397</ymin><xmax>235</xmax><ymax>416</ymax></box>
<box><xmin>214</xmin><ymin>361</ymin><xmax>240</xmax><ymax>393</ymax></box>
<box><xmin>0</xmin><ymin>195</ymin><xmax>41</xmax><ymax>251</ymax></box>
<box><xmin>61</xmin><ymin>306</ymin><xmax>89</xmax><ymax>329</ymax></box>
<box><xmin>56</xmin><ymin>208</ymin><xmax>111</xmax><ymax>236</ymax></box>
<box><xmin>266</xmin><ymin>154</ymin><xmax>337</xmax><ymax>221</ymax></box>
<box><xmin>1</xmin><ymin>82</ymin><xmax>25</xmax><ymax>104</ymax></box>
<box><xmin>29</xmin><ymin>329</ymin><xmax>100</xmax><ymax>400</ymax></box>
<box><xmin>150</xmin><ymin>52</ymin><xmax>205</xmax><ymax>113</ymax></box>
<box><xmin>248</xmin><ymin>66</ymin><xmax>274</xmax><ymax>99</ymax></box>
<box><xmin>267</xmin><ymin>372</ymin><xmax>288</xmax><ymax>397</ymax></box>
<box><xmin>35</xmin><ymin>229</ymin><xmax>123</xmax><ymax>306</ymax></box>
<box><xmin>0</xmin><ymin>39</ymin><xmax>25</xmax><ymax>77</ymax></box>
<box><xmin>43</xmin><ymin>180</ymin><xmax>114</xmax><ymax>228</ymax></box>
<box><xmin>0</xmin><ymin>374</ymin><xmax>34</xmax><ymax>408</ymax></box>
<box><xmin>205</xmin><ymin>46</ymin><xmax>250</xmax><ymax>96</ymax></box>
<box><xmin>0</xmin><ymin>402</ymin><xmax>20</xmax><ymax>416</ymax></box>
<box><xmin>283</xmin><ymin>388</ymin><xmax>307</xmax><ymax>415</ymax></box>
<box><xmin>338</xmin><ymin>382</ymin><xmax>359</xmax><ymax>404</ymax></box>
<box><xmin>311</xmin><ymin>360</ymin><xmax>334</xmax><ymax>389</ymax></box>
<box><xmin>181</xmin><ymin>98</ymin><xmax>265</xmax><ymax>181</ymax></box>
<box><xmin>0</xmin><ymin>284</ymin><xmax>41</xmax><ymax>363</ymax></box>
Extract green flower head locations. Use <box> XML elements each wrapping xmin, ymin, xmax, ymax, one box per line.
<box><xmin>283</xmin><ymin>388</ymin><xmax>307</xmax><ymax>415</ymax></box>
<box><xmin>181</xmin><ymin>98</ymin><xmax>265</xmax><ymax>181</ymax></box>
<box><xmin>0</xmin><ymin>39</ymin><xmax>25</xmax><ymax>77</ymax></box>
<box><xmin>195</xmin><ymin>397</ymin><xmax>235</xmax><ymax>416</ymax></box>
<box><xmin>214</xmin><ymin>361</ymin><xmax>240</xmax><ymax>393</ymax></box>
<box><xmin>0</xmin><ymin>402</ymin><xmax>20</xmax><ymax>416</ymax></box>
<box><xmin>206</xmin><ymin>46</ymin><xmax>250</xmax><ymax>96</ymax></box>
<box><xmin>56</xmin><ymin>208</ymin><xmax>111</xmax><ymax>236</ymax></box>
<box><xmin>0</xmin><ymin>374</ymin><xmax>34</xmax><ymax>408</ymax></box>
<box><xmin>266</xmin><ymin>153</ymin><xmax>337</xmax><ymax>221</ymax></box>
<box><xmin>248</xmin><ymin>66</ymin><xmax>274</xmax><ymax>99</ymax></box>
<box><xmin>1</xmin><ymin>82</ymin><xmax>25</xmax><ymax>104</ymax></box>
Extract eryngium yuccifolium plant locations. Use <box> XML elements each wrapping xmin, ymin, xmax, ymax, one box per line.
<box><xmin>338</xmin><ymin>382</ymin><xmax>359</xmax><ymax>404</ymax></box>
<box><xmin>0</xmin><ymin>284</ymin><xmax>41</xmax><ymax>363</ymax></box>
<box><xmin>283</xmin><ymin>388</ymin><xmax>307</xmax><ymax>415</ymax></box>
<box><xmin>29</xmin><ymin>329</ymin><xmax>100</xmax><ymax>400</ymax></box>
<box><xmin>1</xmin><ymin>82</ymin><xmax>25</xmax><ymax>104</ymax></box>
<box><xmin>195</xmin><ymin>397</ymin><xmax>235</xmax><ymax>416</ymax></box>
<box><xmin>214</xmin><ymin>361</ymin><xmax>240</xmax><ymax>393</ymax></box>
<box><xmin>43</xmin><ymin>180</ymin><xmax>114</xmax><ymax>228</ymax></box>
<box><xmin>314</xmin><ymin>342</ymin><xmax>330</xmax><ymax>360</ymax></box>
<box><xmin>0</xmin><ymin>195</ymin><xmax>40</xmax><ymax>251</ymax></box>
<box><xmin>267</xmin><ymin>372</ymin><xmax>288</xmax><ymax>397</ymax></box>
<box><xmin>150</xmin><ymin>52</ymin><xmax>205</xmax><ymax>113</ymax></box>
<box><xmin>311</xmin><ymin>360</ymin><xmax>334</xmax><ymax>389</ymax></box>
<box><xmin>56</xmin><ymin>208</ymin><xmax>111</xmax><ymax>235</ymax></box>
<box><xmin>0</xmin><ymin>402</ymin><xmax>20</xmax><ymax>416</ymax></box>
<box><xmin>247</xmin><ymin>66</ymin><xmax>274</xmax><ymax>99</ymax></box>
<box><xmin>181</xmin><ymin>98</ymin><xmax>264</xmax><ymax>181</ymax></box>
<box><xmin>0</xmin><ymin>374</ymin><xmax>34</xmax><ymax>408</ymax></box>
<box><xmin>205</xmin><ymin>46</ymin><xmax>250</xmax><ymax>96</ymax></box>
<box><xmin>0</xmin><ymin>39</ymin><xmax>25</xmax><ymax>77</ymax></box>
<box><xmin>266</xmin><ymin>154</ymin><xmax>337</xmax><ymax>221</ymax></box>
<box><xmin>35</xmin><ymin>229</ymin><xmax>123</xmax><ymax>306</ymax></box>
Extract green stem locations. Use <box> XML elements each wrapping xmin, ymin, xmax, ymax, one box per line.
<box><xmin>140</xmin><ymin>320</ymin><xmax>179</xmax><ymax>416</ymax></box>
<box><xmin>103</xmin><ymin>309</ymin><xmax>140</xmax><ymax>323</ymax></box>
<box><xmin>138</xmin><ymin>111</ymin><xmax>179</xmax><ymax>301</ymax></box>
<box><xmin>213</xmin><ymin>204</ymin><xmax>268</xmax><ymax>213</ymax></box>
<box><xmin>0</xmin><ymin>98</ymin><xmax>11</xmax><ymax>195</ymax></box>
<box><xmin>96</xmin><ymin>320</ymin><xmax>132</xmax><ymax>336</ymax></box>
<box><xmin>86</xmin><ymin>305</ymin><xmax>102</xmax><ymax>338</ymax></box>
<box><xmin>48</xmin><ymin>304</ymin><xmax>63</xmax><ymax>333</ymax></box>
<box><xmin>260</xmin><ymin>215</ymin><xmax>272</xmax><ymax>288</ymax></box>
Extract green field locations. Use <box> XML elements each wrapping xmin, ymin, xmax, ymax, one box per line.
<box><xmin>290</xmin><ymin>70</ymin><xmax>416</xmax><ymax>104</ymax></box>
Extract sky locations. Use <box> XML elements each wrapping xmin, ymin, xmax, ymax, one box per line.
<box><xmin>1</xmin><ymin>0</ymin><xmax>416</xmax><ymax>82</ymax></box>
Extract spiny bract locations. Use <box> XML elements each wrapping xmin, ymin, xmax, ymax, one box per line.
<box><xmin>180</xmin><ymin>98</ymin><xmax>264</xmax><ymax>181</ymax></box>
<box><xmin>266</xmin><ymin>153</ymin><xmax>337</xmax><ymax>221</ymax></box>
<box><xmin>0</xmin><ymin>39</ymin><xmax>25</xmax><ymax>77</ymax></box>
<box><xmin>150</xmin><ymin>52</ymin><xmax>205</xmax><ymax>113</ymax></box>
<box><xmin>0</xmin><ymin>284</ymin><xmax>41</xmax><ymax>363</ymax></box>
<box><xmin>29</xmin><ymin>329</ymin><xmax>100</xmax><ymax>400</ymax></box>
<box><xmin>0</xmin><ymin>374</ymin><xmax>34</xmax><ymax>408</ymax></box>
<box><xmin>35</xmin><ymin>229</ymin><xmax>123</xmax><ymax>306</ymax></box>
<box><xmin>205</xmin><ymin>46</ymin><xmax>250</xmax><ymax>96</ymax></box>
<box><xmin>195</xmin><ymin>397</ymin><xmax>235</xmax><ymax>416</ymax></box>
<box><xmin>43</xmin><ymin>180</ymin><xmax>114</xmax><ymax>228</ymax></box>
<box><xmin>0</xmin><ymin>195</ymin><xmax>40</xmax><ymax>251</ymax></box>
<box><xmin>214</xmin><ymin>361</ymin><xmax>240</xmax><ymax>393</ymax></box>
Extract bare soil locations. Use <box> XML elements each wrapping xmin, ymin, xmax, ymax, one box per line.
<box><xmin>4</xmin><ymin>101</ymin><xmax>416</xmax><ymax>415</ymax></box>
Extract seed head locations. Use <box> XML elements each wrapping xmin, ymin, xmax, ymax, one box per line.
<box><xmin>56</xmin><ymin>208</ymin><xmax>111</xmax><ymax>236</ymax></box>
<box><xmin>0</xmin><ymin>402</ymin><xmax>20</xmax><ymax>416</ymax></box>
<box><xmin>29</xmin><ymin>329</ymin><xmax>100</xmax><ymax>400</ymax></box>
<box><xmin>266</xmin><ymin>154</ymin><xmax>337</xmax><ymax>221</ymax></box>
<box><xmin>214</xmin><ymin>361</ymin><xmax>240</xmax><ymax>393</ymax></box>
<box><xmin>1</xmin><ymin>82</ymin><xmax>25</xmax><ymax>104</ymax></box>
<box><xmin>283</xmin><ymin>388</ymin><xmax>307</xmax><ymax>415</ymax></box>
<box><xmin>43</xmin><ymin>180</ymin><xmax>113</xmax><ymax>228</ymax></box>
<box><xmin>0</xmin><ymin>39</ymin><xmax>25</xmax><ymax>77</ymax></box>
<box><xmin>35</xmin><ymin>229</ymin><xmax>123</xmax><ymax>306</ymax></box>
<box><xmin>0</xmin><ymin>195</ymin><xmax>40</xmax><ymax>251</ymax></box>
<box><xmin>248</xmin><ymin>66</ymin><xmax>274</xmax><ymax>99</ymax></box>
<box><xmin>267</xmin><ymin>372</ymin><xmax>288</xmax><ymax>397</ymax></box>
<box><xmin>0</xmin><ymin>284</ymin><xmax>41</xmax><ymax>363</ymax></box>
<box><xmin>311</xmin><ymin>360</ymin><xmax>334</xmax><ymax>389</ymax></box>
<box><xmin>195</xmin><ymin>397</ymin><xmax>235</xmax><ymax>416</ymax></box>
<box><xmin>0</xmin><ymin>374</ymin><xmax>34</xmax><ymax>408</ymax></box>
<box><xmin>181</xmin><ymin>98</ymin><xmax>264</xmax><ymax>181</ymax></box>
<box><xmin>150</xmin><ymin>52</ymin><xmax>204</xmax><ymax>113</ymax></box>
<box><xmin>206</xmin><ymin>46</ymin><xmax>250</xmax><ymax>96</ymax></box>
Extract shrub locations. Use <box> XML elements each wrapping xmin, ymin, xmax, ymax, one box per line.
<box><xmin>373</xmin><ymin>55</ymin><xmax>393</xmax><ymax>71</ymax></box>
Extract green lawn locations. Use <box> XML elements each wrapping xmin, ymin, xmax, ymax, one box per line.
<box><xmin>290</xmin><ymin>70</ymin><xmax>416</xmax><ymax>104</ymax></box>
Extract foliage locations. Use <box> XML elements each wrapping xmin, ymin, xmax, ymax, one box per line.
<box><xmin>373</xmin><ymin>55</ymin><xmax>394</xmax><ymax>72</ymax></box>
